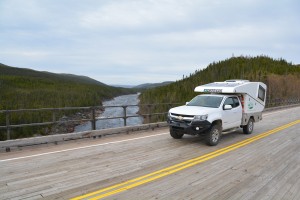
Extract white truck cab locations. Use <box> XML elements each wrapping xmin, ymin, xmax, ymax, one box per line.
<box><xmin>167</xmin><ymin>80</ymin><xmax>267</xmax><ymax>146</ymax></box>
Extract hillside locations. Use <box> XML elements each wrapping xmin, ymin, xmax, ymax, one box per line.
<box><xmin>0</xmin><ymin>63</ymin><xmax>136</xmax><ymax>140</ymax></box>
<box><xmin>0</xmin><ymin>63</ymin><xmax>133</xmax><ymax>110</ymax></box>
<box><xmin>134</xmin><ymin>81</ymin><xmax>173</xmax><ymax>89</ymax></box>
<box><xmin>139</xmin><ymin>56</ymin><xmax>300</xmax><ymax>122</ymax></box>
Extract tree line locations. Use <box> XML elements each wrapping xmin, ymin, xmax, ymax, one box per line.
<box><xmin>139</xmin><ymin>56</ymin><xmax>300</xmax><ymax>122</ymax></box>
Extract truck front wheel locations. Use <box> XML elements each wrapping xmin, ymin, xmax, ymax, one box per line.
<box><xmin>170</xmin><ymin>128</ymin><xmax>184</xmax><ymax>139</ymax></box>
<box><xmin>206</xmin><ymin>124</ymin><xmax>221</xmax><ymax>146</ymax></box>
<box><xmin>243</xmin><ymin>118</ymin><xmax>254</xmax><ymax>134</ymax></box>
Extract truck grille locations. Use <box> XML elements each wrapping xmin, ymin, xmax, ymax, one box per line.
<box><xmin>170</xmin><ymin>113</ymin><xmax>194</xmax><ymax>118</ymax></box>
<box><xmin>170</xmin><ymin>113</ymin><xmax>194</xmax><ymax>123</ymax></box>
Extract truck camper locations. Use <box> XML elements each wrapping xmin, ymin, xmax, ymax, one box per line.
<box><xmin>167</xmin><ymin>80</ymin><xmax>267</xmax><ymax>146</ymax></box>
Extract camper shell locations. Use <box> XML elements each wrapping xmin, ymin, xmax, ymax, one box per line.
<box><xmin>194</xmin><ymin>80</ymin><xmax>267</xmax><ymax>125</ymax></box>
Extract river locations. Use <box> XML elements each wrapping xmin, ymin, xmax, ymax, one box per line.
<box><xmin>74</xmin><ymin>93</ymin><xmax>143</xmax><ymax>132</ymax></box>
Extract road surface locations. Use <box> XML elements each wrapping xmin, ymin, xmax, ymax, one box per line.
<box><xmin>0</xmin><ymin>106</ymin><xmax>299</xmax><ymax>200</ymax></box>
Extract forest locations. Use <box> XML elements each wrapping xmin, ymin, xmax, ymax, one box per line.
<box><xmin>0</xmin><ymin>63</ymin><xmax>134</xmax><ymax>140</ymax></box>
<box><xmin>139</xmin><ymin>56</ymin><xmax>300</xmax><ymax>122</ymax></box>
<box><xmin>0</xmin><ymin>63</ymin><xmax>133</xmax><ymax>110</ymax></box>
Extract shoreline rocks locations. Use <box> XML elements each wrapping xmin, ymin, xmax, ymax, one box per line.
<box><xmin>49</xmin><ymin>108</ymin><xmax>104</xmax><ymax>134</ymax></box>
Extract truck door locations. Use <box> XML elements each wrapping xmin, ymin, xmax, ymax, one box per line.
<box><xmin>222</xmin><ymin>97</ymin><xmax>242</xmax><ymax>130</ymax></box>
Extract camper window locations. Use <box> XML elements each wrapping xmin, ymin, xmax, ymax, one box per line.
<box><xmin>258</xmin><ymin>85</ymin><xmax>266</xmax><ymax>102</ymax></box>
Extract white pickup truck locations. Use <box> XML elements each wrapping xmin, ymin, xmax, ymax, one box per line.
<box><xmin>167</xmin><ymin>80</ymin><xmax>267</xmax><ymax>146</ymax></box>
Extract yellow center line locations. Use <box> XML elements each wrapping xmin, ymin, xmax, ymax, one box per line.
<box><xmin>71</xmin><ymin>119</ymin><xmax>300</xmax><ymax>200</ymax></box>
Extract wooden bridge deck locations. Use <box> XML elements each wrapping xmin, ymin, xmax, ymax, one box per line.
<box><xmin>0</xmin><ymin>106</ymin><xmax>299</xmax><ymax>200</ymax></box>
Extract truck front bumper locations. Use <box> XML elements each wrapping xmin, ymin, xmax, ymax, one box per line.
<box><xmin>167</xmin><ymin>118</ymin><xmax>211</xmax><ymax>135</ymax></box>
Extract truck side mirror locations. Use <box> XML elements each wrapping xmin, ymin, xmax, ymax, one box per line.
<box><xmin>224</xmin><ymin>105</ymin><xmax>232</xmax><ymax>110</ymax></box>
<box><xmin>186</xmin><ymin>102</ymin><xmax>189</xmax><ymax>105</ymax></box>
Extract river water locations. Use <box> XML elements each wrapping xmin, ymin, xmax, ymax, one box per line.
<box><xmin>74</xmin><ymin>94</ymin><xmax>143</xmax><ymax>132</ymax></box>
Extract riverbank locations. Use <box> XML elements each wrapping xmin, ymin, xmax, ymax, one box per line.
<box><xmin>74</xmin><ymin>94</ymin><xmax>143</xmax><ymax>132</ymax></box>
<box><xmin>49</xmin><ymin>108</ymin><xmax>104</xmax><ymax>134</ymax></box>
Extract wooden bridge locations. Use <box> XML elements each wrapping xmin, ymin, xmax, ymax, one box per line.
<box><xmin>0</xmin><ymin>106</ymin><xmax>299</xmax><ymax>199</ymax></box>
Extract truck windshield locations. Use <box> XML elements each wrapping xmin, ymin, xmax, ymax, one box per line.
<box><xmin>187</xmin><ymin>95</ymin><xmax>223</xmax><ymax>108</ymax></box>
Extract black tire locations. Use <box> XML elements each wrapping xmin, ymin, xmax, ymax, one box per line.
<box><xmin>170</xmin><ymin>128</ymin><xmax>184</xmax><ymax>139</ymax></box>
<box><xmin>206</xmin><ymin>124</ymin><xmax>221</xmax><ymax>146</ymax></box>
<box><xmin>243</xmin><ymin>118</ymin><xmax>254</xmax><ymax>134</ymax></box>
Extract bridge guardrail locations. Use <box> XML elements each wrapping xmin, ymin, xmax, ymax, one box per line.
<box><xmin>0</xmin><ymin>103</ymin><xmax>182</xmax><ymax>141</ymax></box>
<box><xmin>1</xmin><ymin>98</ymin><xmax>300</xmax><ymax>142</ymax></box>
<box><xmin>266</xmin><ymin>98</ymin><xmax>300</xmax><ymax>107</ymax></box>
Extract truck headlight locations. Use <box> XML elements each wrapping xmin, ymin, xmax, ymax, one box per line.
<box><xmin>193</xmin><ymin>114</ymin><xmax>208</xmax><ymax>121</ymax></box>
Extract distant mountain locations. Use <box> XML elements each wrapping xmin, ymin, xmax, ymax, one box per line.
<box><xmin>0</xmin><ymin>63</ymin><xmax>108</xmax><ymax>86</ymax></box>
<box><xmin>0</xmin><ymin>63</ymin><xmax>133</xmax><ymax>110</ymax></box>
<box><xmin>111</xmin><ymin>81</ymin><xmax>174</xmax><ymax>89</ymax></box>
<box><xmin>58</xmin><ymin>73</ymin><xmax>107</xmax><ymax>86</ymax></box>
<box><xmin>111</xmin><ymin>84</ymin><xmax>136</xmax><ymax>88</ymax></box>
<box><xmin>134</xmin><ymin>81</ymin><xmax>173</xmax><ymax>89</ymax></box>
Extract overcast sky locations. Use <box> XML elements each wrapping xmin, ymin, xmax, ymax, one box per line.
<box><xmin>0</xmin><ymin>0</ymin><xmax>299</xmax><ymax>85</ymax></box>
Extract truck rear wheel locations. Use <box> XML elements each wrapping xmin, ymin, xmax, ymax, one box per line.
<box><xmin>243</xmin><ymin>118</ymin><xmax>254</xmax><ymax>134</ymax></box>
<box><xmin>170</xmin><ymin>128</ymin><xmax>184</xmax><ymax>139</ymax></box>
<box><xmin>206</xmin><ymin>124</ymin><xmax>221</xmax><ymax>146</ymax></box>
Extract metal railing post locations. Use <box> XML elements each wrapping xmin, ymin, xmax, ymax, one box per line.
<box><xmin>147</xmin><ymin>105</ymin><xmax>152</xmax><ymax>123</ymax></box>
<box><xmin>91</xmin><ymin>107</ymin><xmax>96</xmax><ymax>130</ymax></box>
<box><xmin>122</xmin><ymin>106</ymin><xmax>127</xmax><ymax>126</ymax></box>
<box><xmin>6</xmin><ymin>111</ymin><xmax>10</xmax><ymax>140</ymax></box>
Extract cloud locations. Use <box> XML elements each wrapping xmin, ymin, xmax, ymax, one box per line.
<box><xmin>79</xmin><ymin>0</ymin><xmax>191</xmax><ymax>30</ymax></box>
<box><xmin>0</xmin><ymin>0</ymin><xmax>300</xmax><ymax>85</ymax></box>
